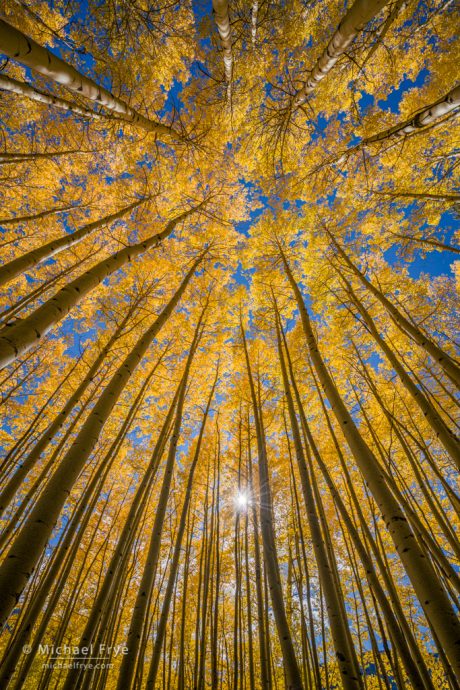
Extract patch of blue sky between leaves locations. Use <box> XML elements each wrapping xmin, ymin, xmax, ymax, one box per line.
<box><xmin>378</xmin><ymin>68</ymin><xmax>429</xmax><ymax>113</ymax></box>
<box><xmin>357</xmin><ymin>67</ymin><xmax>429</xmax><ymax>118</ymax></box>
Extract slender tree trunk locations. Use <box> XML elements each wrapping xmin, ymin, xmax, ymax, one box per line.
<box><xmin>0</xmin><ymin>202</ymin><xmax>74</xmax><ymax>226</ymax></box>
<box><xmin>0</xmin><ymin>304</ymin><xmax>136</xmax><ymax>515</ymax></box>
<box><xmin>145</xmin><ymin>365</ymin><xmax>219</xmax><ymax>688</ymax></box>
<box><xmin>338</xmin><ymin>271</ymin><xmax>460</xmax><ymax>467</ymax></box>
<box><xmin>0</xmin><ymin>72</ymin><xmax>104</xmax><ymax>120</ymax></box>
<box><xmin>363</xmin><ymin>84</ymin><xmax>460</xmax><ymax>143</ymax></box>
<box><xmin>0</xmin><ymin>149</ymin><xmax>87</xmax><ymax>164</ymax></box>
<box><xmin>247</xmin><ymin>428</ymin><xmax>271</xmax><ymax>690</ymax></box>
<box><xmin>212</xmin><ymin>0</ymin><xmax>233</xmax><ymax>101</ymax></box>
<box><xmin>251</xmin><ymin>1</ymin><xmax>259</xmax><ymax>45</ymax></box>
<box><xmin>275</xmin><ymin>309</ymin><xmax>362</xmax><ymax>690</ymax></box>
<box><xmin>115</xmin><ymin>307</ymin><xmax>206</xmax><ymax>690</ymax></box>
<box><xmin>374</xmin><ymin>190</ymin><xmax>460</xmax><ymax>203</ymax></box>
<box><xmin>327</xmin><ymin>229</ymin><xmax>460</xmax><ymax>388</ymax></box>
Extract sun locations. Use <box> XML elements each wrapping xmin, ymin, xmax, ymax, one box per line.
<box><xmin>234</xmin><ymin>490</ymin><xmax>249</xmax><ymax>512</ymax></box>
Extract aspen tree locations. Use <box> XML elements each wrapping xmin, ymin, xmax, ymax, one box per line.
<box><xmin>212</xmin><ymin>0</ymin><xmax>233</xmax><ymax>102</ymax></box>
<box><xmin>326</xmin><ymin>230</ymin><xmax>460</xmax><ymax>388</ymax></box>
<box><xmin>362</xmin><ymin>84</ymin><xmax>460</xmax><ymax>144</ymax></box>
<box><xmin>241</xmin><ymin>322</ymin><xmax>304</xmax><ymax>690</ymax></box>
<box><xmin>0</xmin><ymin>73</ymin><xmax>104</xmax><ymax>120</ymax></box>
<box><xmin>275</xmin><ymin>307</ymin><xmax>363</xmax><ymax>690</ymax></box>
<box><xmin>146</xmin><ymin>364</ymin><xmax>219</xmax><ymax>688</ymax></box>
<box><xmin>0</xmin><ymin>294</ymin><xmax>144</xmax><ymax>515</ymax></box>
<box><xmin>336</xmin><ymin>268</ymin><xmax>460</xmax><ymax>466</ymax></box>
<box><xmin>294</xmin><ymin>0</ymin><xmax>389</xmax><ymax>105</ymax></box>
<box><xmin>0</xmin><ymin>196</ymin><xmax>146</xmax><ymax>288</ymax></box>
<box><xmin>0</xmin><ymin>201</ymin><xmax>207</xmax><ymax>369</ymax></box>
<box><xmin>0</xmin><ymin>251</ymin><xmax>206</xmax><ymax>626</ymax></box>
<box><xmin>279</xmin><ymin>245</ymin><xmax>460</xmax><ymax>677</ymax></box>
<box><xmin>115</xmin><ymin>304</ymin><xmax>206</xmax><ymax>690</ymax></box>
<box><xmin>0</xmin><ymin>19</ymin><xmax>182</xmax><ymax>142</ymax></box>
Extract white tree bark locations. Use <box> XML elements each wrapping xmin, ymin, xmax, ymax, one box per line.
<box><xmin>0</xmin><ymin>73</ymin><xmax>103</xmax><ymax>120</ymax></box>
<box><xmin>212</xmin><ymin>0</ymin><xmax>233</xmax><ymax>101</ymax></box>
<box><xmin>294</xmin><ymin>0</ymin><xmax>389</xmax><ymax>105</ymax></box>
<box><xmin>364</xmin><ymin>83</ymin><xmax>460</xmax><ymax>142</ymax></box>
<box><xmin>0</xmin><ymin>19</ymin><xmax>181</xmax><ymax>142</ymax></box>
<box><xmin>251</xmin><ymin>1</ymin><xmax>259</xmax><ymax>45</ymax></box>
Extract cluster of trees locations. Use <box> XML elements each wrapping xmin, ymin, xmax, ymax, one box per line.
<box><xmin>0</xmin><ymin>0</ymin><xmax>458</xmax><ymax>688</ymax></box>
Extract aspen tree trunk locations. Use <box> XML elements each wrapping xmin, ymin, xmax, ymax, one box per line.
<box><xmin>389</xmin><ymin>231</ymin><xmax>460</xmax><ymax>254</ymax></box>
<box><xmin>338</xmin><ymin>272</ymin><xmax>460</xmax><ymax>467</ymax></box>
<box><xmin>193</xmin><ymin>473</ymin><xmax>208</xmax><ymax>689</ymax></box>
<box><xmin>316</xmin><ymin>85</ymin><xmax>460</xmax><ymax>173</ymax></box>
<box><xmin>0</xmin><ymin>197</ymin><xmax>146</xmax><ymax>288</ymax></box>
<box><xmin>0</xmin><ymin>73</ymin><xmax>103</xmax><ymax>120</ymax></box>
<box><xmin>197</xmin><ymin>454</ymin><xmax>217</xmax><ymax>690</ymax></box>
<box><xmin>327</xmin><ymin>230</ymin><xmax>460</xmax><ymax>388</ymax></box>
<box><xmin>146</xmin><ymin>366</ymin><xmax>219</xmax><ymax>688</ymax></box>
<box><xmin>251</xmin><ymin>1</ymin><xmax>259</xmax><ymax>44</ymax></box>
<box><xmin>0</xmin><ymin>352</ymin><xmax>80</xmax><ymax>476</ymax></box>
<box><xmin>352</xmin><ymin>344</ymin><xmax>460</xmax><ymax>557</ymax></box>
<box><xmin>0</xmin><ymin>19</ymin><xmax>181</xmax><ymax>142</ymax></box>
<box><xmin>244</xmin><ymin>507</ymin><xmax>256</xmax><ymax>690</ymax></box>
<box><xmin>294</xmin><ymin>0</ymin><xmax>389</xmax><ymax>105</ymax></box>
<box><xmin>0</xmin><ymin>201</ymin><xmax>206</xmax><ymax>369</ymax></box>
<box><xmin>241</xmin><ymin>323</ymin><xmax>304</xmax><ymax>690</ymax></box>
<box><xmin>0</xmin><ymin>149</ymin><xmax>84</xmax><ymax>164</ymax></box>
<box><xmin>115</xmin><ymin>308</ymin><xmax>205</xmax><ymax>690</ymax></box>
<box><xmin>300</xmin><ymin>407</ymin><xmax>435</xmax><ymax>690</ymax></box>
<box><xmin>0</xmin><ymin>202</ymin><xmax>74</xmax><ymax>226</ymax></box>
<box><xmin>57</xmin><ymin>355</ymin><xmax>176</xmax><ymax>690</ymax></box>
<box><xmin>363</xmin><ymin>84</ymin><xmax>460</xmax><ymax>143</ymax></box>
<box><xmin>292</xmin><ymin>518</ymin><xmax>318</xmax><ymax>688</ymax></box>
<box><xmin>1</xmin><ymin>463</ymin><xmax>110</xmax><ymax>688</ymax></box>
<box><xmin>0</xmin><ymin>249</ymin><xmax>100</xmax><ymax>327</ymax></box>
<box><xmin>0</xmin><ymin>391</ymin><xmax>102</xmax><ymax>561</ymax></box>
<box><xmin>289</xmin><ymin>467</ymin><xmax>322</xmax><ymax>690</ymax></box>
<box><xmin>177</xmin><ymin>513</ymin><xmax>194</xmax><ymax>690</ymax></box>
<box><xmin>361</xmin><ymin>0</ymin><xmax>406</xmax><ymax>67</ymax></box>
<box><xmin>0</xmin><ymin>303</ymin><xmax>137</xmax><ymax>515</ymax></box>
<box><xmin>61</xmin><ymin>372</ymin><xmax>189</xmax><ymax>690</ymax></box>
<box><xmin>279</xmin><ymin>246</ymin><xmax>460</xmax><ymax>677</ymax></box>
<box><xmin>374</xmin><ymin>190</ymin><xmax>460</xmax><ymax>203</ymax></box>
<box><xmin>275</xmin><ymin>310</ymin><xmax>362</xmax><ymax>690</ymax></box>
<box><xmin>247</xmin><ymin>428</ymin><xmax>271</xmax><ymax>690</ymax></box>
<box><xmin>355</xmin><ymin>349</ymin><xmax>460</xmax><ymax>516</ymax></box>
<box><xmin>0</xmin><ymin>253</ymin><xmax>204</xmax><ymax>626</ymax></box>
<box><xmin>212</xmin><ymin>0</ymin><xmax>233</xmax><ymax>100</ymax></box>
<box><xmin>315</xmin><ymin>374</ymin><xmax>436</xmax><ymax>689</ymax></box>
<box><xmin>210</xmin><ymin>425</ymin><xmax>222</xmax><ymax>690</ymax></box>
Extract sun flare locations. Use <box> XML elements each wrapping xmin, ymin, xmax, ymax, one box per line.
<box><xmin>234</xmin><ymin>491</ymin><xmax>249</xmax><ymax>511</ymax></box>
